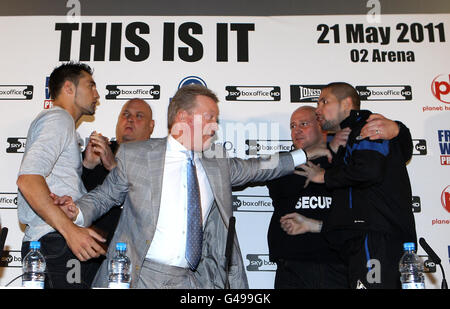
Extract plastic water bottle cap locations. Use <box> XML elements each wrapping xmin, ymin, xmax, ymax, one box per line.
<box><xmin>403</xmin><ymin>242</ymin><xmax>415</xmax><ymax>251</ymax></box>
<box><xmin>116</xmin><ymin>242</ymin><xmax>127</xmax><ymax>251</ymax></box>
<box><xmin>30</xmin><ymin>241</ymin><xmax>41</xmax><ymax>250</ymax></box>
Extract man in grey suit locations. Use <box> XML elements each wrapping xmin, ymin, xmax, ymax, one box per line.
<box><xmin>59</xmin><ymin>84</ymin><xmax>330</xmax><ymax>288</ymax></box>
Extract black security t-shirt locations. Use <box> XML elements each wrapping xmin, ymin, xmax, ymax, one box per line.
<box><xmin>267</xmin><ymin>156</ymin><xmax>341</xmax><ymax>263</ymax></box>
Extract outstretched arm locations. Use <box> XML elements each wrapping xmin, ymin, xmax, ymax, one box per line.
<box><xmin>17</xmin><ymin>175</ymin><xmax>105</xmax><ymax>261</ymax></box>
<box><xmin>229</xmin><ymin>144</ymin><xmax>331</xmax><ymax>187</ymax></box>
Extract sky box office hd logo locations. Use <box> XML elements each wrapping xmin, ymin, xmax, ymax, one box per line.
<box><xmin>225</xmin><ymin>86</ymin><xmax>281</xmax><ymax>102</ymax></box>
<box><xmin>245</xmin><ymin>140</ymin><xmax>294</xmax><ymax>156</ymax></box>
<box><xmin>0</xmin><ymin>192</ymin><xmax>18</xmax><ymax>209</ymax></box>
<box><xmin>246</xmin><ymin>254</ymin><xmax>276</xmax><ymax>272</ymax></box>
<box><xmin>290</xmin><ymin>84</ymin><xmax>412</xmax><ymax>103</ymax></box>
<box><xmin>6</xmin><ymin>137</ymin><xmax>26</xmax><ymax>154</ymax></box>
<box><xmin>106</xmin><ymin>85</ymin><xmax>160</xmax><ymax>100</ymax></box>
<box><xmin>232</xmin><ymin>195</ymin><xmax>274</xmax><ymax>212</ymax></box>
<box><xmin>0</xmin><ymin>85</ymin><xmax>33</xmax><ymax>100</ymax></box>
<box><xmin>356</xmin><ymin>85</ymin><xmax>412</xmax><ymax>101</ymax></box>
<box><xmin>412</xmin><ymin>139</ymin><xmax>427</xmax><ymax>156</ymax></box>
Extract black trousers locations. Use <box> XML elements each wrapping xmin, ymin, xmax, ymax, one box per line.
<box><xmin>346</xmin><ymin>232</ymin><xmax>405</xmax><ymax>289</ymax></box>
<box><xmin>21</xmin><ymin>232</ymin><xmax>96</xmax><ymax>289</ymax></box>
<box><xmin>275</xmin><ymin>258</ymin><xmax>349</xmax><ymax>289</ymax></box>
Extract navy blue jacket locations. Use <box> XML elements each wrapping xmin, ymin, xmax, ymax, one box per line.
<box><xmin>323</xmin><ymin>110</ymin><xmax>417</xmax><ymax>247</ymax></box>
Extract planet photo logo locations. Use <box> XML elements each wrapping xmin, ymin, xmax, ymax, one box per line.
<box><xmin>432</xmin><ymin>74</ymin><xmax>450</xmax><ymax>104</ymax></box>
<box><xmin>441</xmin><ymin>185</ymin><xmax>450</xmax><ymax>213</ymax></box>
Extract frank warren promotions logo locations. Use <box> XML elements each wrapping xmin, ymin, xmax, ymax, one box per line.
<box><xmin>441</xmin><ymin>186</ymin><xmax>450</xmax><ymax>213</ymax></box>
<box><xmin>438</xmin><ymin>130</ymin><xmax>450</xmax><ymax>165</ymax></box>
<box><xmin>44</xmin><ymin>76</ymin><xmax>53</xmax><ymax>109</ymax></box>
<box><xmin>432</xmin><ymin>74</ymin><xmax>450</xmax><ymax>104</ymax></box>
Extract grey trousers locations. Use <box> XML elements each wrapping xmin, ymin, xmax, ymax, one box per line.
<box><xmin>136</xmin><ymin>259</ymin><xmax>201</xmax><ymax>289</ymax></box>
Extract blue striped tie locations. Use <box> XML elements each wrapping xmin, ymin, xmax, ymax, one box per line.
<box><xmin>186</xmin><ymin>151</ymin><xmax>203</xmax><ymax>270</ymax></box>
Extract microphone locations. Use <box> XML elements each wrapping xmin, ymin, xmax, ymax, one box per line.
<box><xmin>0</xmin><ymin>227</ymin><xmax>8</xmax><ymax>256</ymax></box>
<box><xmin>224</xmin><ymin>216</ymin><xmax>236</xmax><ymax>289</ymax></box>
<box><xmin>419</xmin><ymin>238</ymin><xmax>441</xmax><ymax>264</ymax></box>
<box><xmin>419</xmin><ymin>237</ymin><xmax>447</xmax><ymax>289</ymax></box>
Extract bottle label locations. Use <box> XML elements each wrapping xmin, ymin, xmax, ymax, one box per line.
<box><xmin>402</xmin><ymin>283</ymin><xmax>425</xmax><ymax>289</ymax></box>
<box><xmin>22</xmin><ymin>281</ymin><xmax>44</xmax><ymax>289</ymax></box>
<box><xmin>108</xmin><ymin>282</ymin><xmax>130</xmax><ymax>289</ymax></box>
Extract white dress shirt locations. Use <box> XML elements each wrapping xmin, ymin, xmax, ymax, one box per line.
<box><xmin>145</xmin><ymin>135</ymin><xmax>214</xmax><ymax>267</ymax></box>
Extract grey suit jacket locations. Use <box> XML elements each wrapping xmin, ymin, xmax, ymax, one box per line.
<box><xmin>76</xmin><ymin>137</ymin><xmax>296</xmax><ymax>288</ymax></box>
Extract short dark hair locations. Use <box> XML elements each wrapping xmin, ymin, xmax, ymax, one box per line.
<box><xmin>167</xmin><ymin>84</ymin><xmax>219</xmax><ymax>129</ymax></box>
<box><xmin>48</xmin><ymin>62</ymin><xmax>93</xmax><ymax>100</ymax></box>
<box><xmin>323</xmin><ymin>82</ymin><xmax>361</xmax><ymax>109</ymax></box>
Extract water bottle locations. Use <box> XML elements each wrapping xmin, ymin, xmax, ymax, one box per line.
<box><xmin>108</xmin><ymin>242</ymin><xmax>131</xmax><ymax>288</ymax></box>
<box><xmin>22</xmin><ymin>241</ymin><xmax>46</xmax><ymax>289</ymax></box>
<box><xmin>399</xmin><ymin>242</ymin><xmax>425</xmax><ymax>289</ymax></box>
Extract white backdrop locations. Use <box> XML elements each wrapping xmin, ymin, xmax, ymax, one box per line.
<box><xmin>0</xmin><ymin>15</ymin><xmax>449</xmax><ymax>288</ymax></box>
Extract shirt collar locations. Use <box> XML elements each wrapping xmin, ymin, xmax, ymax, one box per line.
<box><xmin>167</xmin><ymin>135</ymin><xmax>203</xmax><ymax>165</ymax></box>
<box><xmin>167</xmin><ymin>134</ymin><xmax>188</xmax><ymax>153</ymax></box>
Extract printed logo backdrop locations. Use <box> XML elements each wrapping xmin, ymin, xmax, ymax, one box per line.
<box><xmin>0</xmin><ymin>15</ymin><xmax>449</xmax><ymax>288</ymax></box>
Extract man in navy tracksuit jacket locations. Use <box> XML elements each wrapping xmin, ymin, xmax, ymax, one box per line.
<box><xmin>296</xmin><ymin>82</ymin><xmax>417</xmax><ymax>289</ymax></box>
